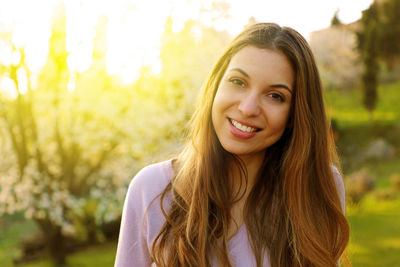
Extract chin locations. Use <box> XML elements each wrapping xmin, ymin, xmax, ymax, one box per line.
<box><xmin>221</xmin><ymin>145</ymin><xmax>261</xmax><ymax>158</ymax></box>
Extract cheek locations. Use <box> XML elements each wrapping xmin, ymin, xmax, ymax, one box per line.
<box><xmin>282</xmin><ymin>111</ymin><xmax>291</xmax><ymax>127</ymax></box>
<box><xmin>268</xmin><ymin>107</ymin><xmax>291</xmax><ymax>128</ymax></box>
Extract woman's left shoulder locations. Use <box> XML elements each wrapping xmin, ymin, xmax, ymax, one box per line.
<box><xmin>330</xmin><ymin>165</ymin><xmax>345</xmax><ymax>213</ymax></box>
<box><xmin>127</xmin><ymin>159</ymin><xmax>174</xmax><ymax>205</ymax></box>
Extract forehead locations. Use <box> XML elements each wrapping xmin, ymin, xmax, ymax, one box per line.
<box><xmin>227</xmin><ymin>46</ymin><xmax>295</xmax><ymax>89</ymax></box>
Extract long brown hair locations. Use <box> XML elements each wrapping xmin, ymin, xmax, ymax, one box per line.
<box><xmin>151</xmin><ymin>23</ymin><xmax>349</xmax><ymax>267</ymax></box>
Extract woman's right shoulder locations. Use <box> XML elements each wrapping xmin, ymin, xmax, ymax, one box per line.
<box><xmin>127</xmin><ymin>159</ymin><xmax>174</xmax><ymax>203</ymax></box>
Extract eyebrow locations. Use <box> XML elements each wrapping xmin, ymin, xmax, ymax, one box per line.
<box><xmin>227</xmin><ymin>67</ymin><xmax>293</xmax><ymax>94</ymax></box>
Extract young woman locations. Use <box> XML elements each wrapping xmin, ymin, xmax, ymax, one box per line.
<box><xmin>115</xmin><ymin>22</ymin><xmax>349</xmax><ymax>267</ymax></box>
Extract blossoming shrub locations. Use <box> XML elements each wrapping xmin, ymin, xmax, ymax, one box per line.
<box><xmin>345</xmin><ymin>169</ymin><xmax>376</xmax><ymax>205</ymax></box>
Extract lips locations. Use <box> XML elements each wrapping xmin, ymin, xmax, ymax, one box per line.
<box><xmin>229</xmin><ymin>118</ymin><xmax>260</xmax><ymax>132</ymax></box>
<box><xmin>228</xmin><ymin>118</ymin><xmax>261</xmax><ymax>139</ymax></box>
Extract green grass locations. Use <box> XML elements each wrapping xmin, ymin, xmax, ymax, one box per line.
<box><xmin>329</xmin><ymin>83</ymin><xmax>400</xmax><ymax>267</ymax></box>
<box><xmin>346</xmin><ymin>195</ymin><xmax>400</xmax><ymax>267</ymax></box>
<box><xmin>342</xmin><ymin>154</ymin><xmax>400</xmax><ymax>267</ymax></box>
<box><xmin>324</xmin><ymin>82</ymin><xmax>400</xmax><ymax>125</ymax></box>
<box><xmin>365</xmin><ymin>158</ymin><xmax>400</xmax><ymax>189</ymax></box>
<box><xmin>0</xmin><ymin>213</ymin><xmax>38</xmax><ymax>266</ymax></box>
<box><xmin>19</xmin><ymin>242</ymin><xmax>117</xmax><ymax>267</ymax></box>
<box><xmin>334</xmin><ymin>121</ymin><xmax>400</xmax><ymax>176</ymax></box>
<box><xmin>340</xmin><ymin>153</ymin><xmax>400</xmax><ymax>190</ymax></box>
<box><xmin>0</xmin><ymin>213</ymin><xmax>117</xmax><ymax>267</ymax></box>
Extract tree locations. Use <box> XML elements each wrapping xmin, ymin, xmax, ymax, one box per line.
<box><xmin>0</xmin><ymin>1</ymin><xmax>234</xmax><ymax>265</ymax></box>
<box><xmin>379</xmin><ymin>0</ymin><xmax>400</xmax><ymax>68</ymax></box>
<box><xmin>331</xmin><ymin>9</ymin><xmax>342</xmax><ymax>27</ymax></box>
<box><xmin>357</xmin><ymin>2</ymin><xmax>380</xmax><ymax>116</ymax></box>
<box><xmin>356</xmin><ymin>0</ymin><xmax>400</xmax><ymax>115</ymax></box>
<box><xmin>151</xmin><ymin>17</ymin><xmax>231</xmax><ymax>141</ymax></box>
<box><xmin>0</xmin><ymin>3</ymin><xmax>135</xmax><ymax>264</ymax></box>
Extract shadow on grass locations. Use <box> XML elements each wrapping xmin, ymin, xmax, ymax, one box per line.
<box><xmin>0</xmin><ymin>213</ymin><xmax>38</xmax><ymax>267</ymax></box>
<box><xmin>0</xmin><ymin>212</ymin><xmax>117</xmax><ymax>267</ymax></box>
<box><xmin>19</xmin><ymin>242</ymin><xmax>117</xmax><ymax>267</ymax></box>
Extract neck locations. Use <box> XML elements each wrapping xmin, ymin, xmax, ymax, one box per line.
<box><xmin>230</xmin><ymin>151</ymin><xmax>265</xmax><ymax>198</ymax></box>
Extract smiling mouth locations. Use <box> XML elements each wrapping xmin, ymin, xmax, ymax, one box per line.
<box><xmin>229</xmin><ymin>118</ymin><xmax>260</xmax><ymax>133</ymax></box>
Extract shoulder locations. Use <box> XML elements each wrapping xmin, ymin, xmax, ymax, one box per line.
<box><xmin>126</xmin><ymin>159</ymin><xmax>174</xmax><ymax>206</ymax></box>
<box><xmin>130</xmin><ymin>159</ymin><xmax>174</xmax><ymax>189</ymax></box>
<box><xmin>331</xmin><ymin>166</ymin><xmax>345</xmax><ymax>213</ymax></box>
<box><xmin>115</xmin><ymin>160</ymin><xmax>173</xmax><ymax>267</ymax></box>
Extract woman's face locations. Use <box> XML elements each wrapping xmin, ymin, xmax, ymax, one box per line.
<box><xmin>211</xmin><ymin>46</ymin><xmax>294</xmax><ymax>161</ymax></box>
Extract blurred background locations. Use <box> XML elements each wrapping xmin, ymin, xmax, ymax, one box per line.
<box><xmin>0</xmin><ymin>0</ymin><xmax>399</xmax><ymax>266</ymax></box>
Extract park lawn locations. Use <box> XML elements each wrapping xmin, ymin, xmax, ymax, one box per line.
<box><xmin>324</xmin><ymin>82</ymin><xmax>400</xmax><ymax>125</ymax></box>
<box><xmin>19</xmin><ymin>242</ymin><xmax>117</xmax><ymax>267</ymax></box>
<box><xmin>340</xmin><ymin>155</ymin><xmax>400</xmax><ymax>191</ymax></box>
<box><xmin>341</xmin><ymin>142</ymin><xmax>400</xmax><ymax>266</ymax></box>
<box><xmin>0</xmin><ymin>214</ymin><xmax>38</xmax><ymax>267</ymax></box>
<box><xmin>0</xmin><ymin>212</ymin><xmax>117</xmax><ymax>267</ymax></box>
<box><xmin>346</xmin><ymin>194</ymin><xmax>400</xmax><ymax>267</ymax></box>
<box><xmin>0</xmin><ymin>217</ymin><xmax>117</xmax><ymax>267</ymax></box>
<box><xmin>365</xmin><ymin>157</ymin><xmax>400</xmax><ymax>189</ymax></box>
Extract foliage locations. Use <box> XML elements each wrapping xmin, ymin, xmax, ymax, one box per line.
<box><xmin>0</xmin><ymin>3</ymin><xmax>232</xmax><ymax>264</ymax></box>
<box><xmin>357</xmin><ymin>2</ymin><xmax>380</xmax><ymax>114</ymax></box>
<box><xmin>335</xmin><ymin>123</ymin><xmax>400</xmax><ymax>173</ymax></box>
<box><xmin>158</xmin><ymin>17</ymin><xmax>231</xmax><ymax>118</ymax></box>
<box><xmin>132</xmin><ymin>17</ymin><xmax>231</xmax><ymax>160</ymax></box>
<box><xmin>0</xmin><ymin>5</ymin><xmax>136</xmax><ymax>264</ymax></box>
<box><xmin>378</xmin><ymin>0</ymin><xmax>400</xmax><ymax>68</ymax></box>
<box><xmin>356</xmin><ymin>0</ymin><xmax>400</xmax><ymax>114</ymax></box>
<box><xmin>331</xmin><ymin>9</ymin><xmax>342</xmax><ymax>27</ymax></box>
<box><xmin>390</xmin><ymin>174</ymin><xmax>400</xmax><ymax>193</ymax></box>
<box><xmin>345</xmin><ymin>169</ymin><xmax>376</xmax><ymax>205</ymax></box>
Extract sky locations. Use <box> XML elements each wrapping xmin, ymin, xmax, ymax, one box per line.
<box><xmin>226</xmin><ymin>0</ymin><xmax>374</xmax><ymax>37</ymax></box>
<box><xmin>0</xmin><ymin>0</ymin><xmax>374</xmax><ymax>86</ymax></box>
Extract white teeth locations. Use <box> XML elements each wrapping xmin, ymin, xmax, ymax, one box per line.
<box><xmin>230</xmin><ymin>119</ymin><xmax>257</xmax><ymax>133</ymax></box>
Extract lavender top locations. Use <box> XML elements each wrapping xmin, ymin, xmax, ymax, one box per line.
<box><xmin>114</xmin><ymin>159</ymin><xmax>345</xmax><ymax>267</ymax></box>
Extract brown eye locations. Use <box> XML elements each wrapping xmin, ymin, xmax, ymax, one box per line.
<box><xmin>229</xmin><ymin>78</ymin><xmax>245</xmax><ymax>87</ymax></box>
<box><xmin>268</xmin><ymin>93</ymin><xmax>285</xmax><ymax>102</ymax></box>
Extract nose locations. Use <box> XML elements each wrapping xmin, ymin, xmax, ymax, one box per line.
<box><xmin>238</xmin><ymin>91</ymin><xmax>261</xmax><ymax>117</ymax></box>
